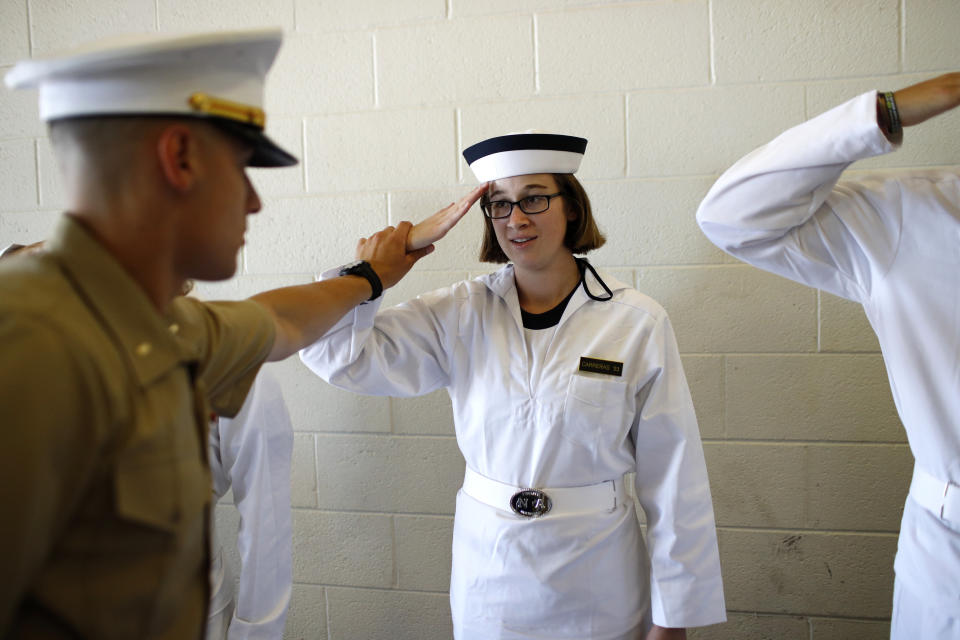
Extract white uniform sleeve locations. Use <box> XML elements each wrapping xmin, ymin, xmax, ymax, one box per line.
<box><xmin>300</xmin><ymin>284</ymin><xmax>456</xmax><ymax>397</ymax></box>
<box><xmin>696</xmin><ymin>91</ymin><xmax>902</xmax><ymax>303</ymax></box>
<box><xmin>218</xmin><ymin>371</ymin><xmax>294</xmax><ymax>640</ymax></box>
<box><xmin>632</xmin><ymin>314</ymin><xmax>725</xmax><ymax>628</ymax></box>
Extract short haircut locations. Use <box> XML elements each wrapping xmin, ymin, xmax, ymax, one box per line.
<box><xmin>478</xmin><ymin>173</ymin><xmax>606</xmax><ymax>263</ymax></box>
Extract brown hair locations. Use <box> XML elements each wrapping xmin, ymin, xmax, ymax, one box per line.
<box><xmin>478</xmin><ymin>173</ymin><xmax>606</xmax><ymax>263</ymax></box>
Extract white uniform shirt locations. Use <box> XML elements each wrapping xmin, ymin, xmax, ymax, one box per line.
<box><xmin>207</xmin><ymin>370</ymin><xmax>294</xmax><ymax>640</ymax></box>
<box><xmin>696</xmin><ymin>90</ymin><xmax>960</xmax><ymax>611</ymax></box>
<box><xmin>301</xmin><ymin>265</ymin><xmax>725</xmax><ymax>638</ymax></box>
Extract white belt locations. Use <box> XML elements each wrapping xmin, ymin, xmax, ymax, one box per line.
<box><xmin>461</xmin><ymin>467</ymin><xmax>628</xmax><ymax>518</ymax></box>
<box><xmin>909</xmin><ymin>466</ymin><xmax>960</xmax><ymax>524</ymax></box>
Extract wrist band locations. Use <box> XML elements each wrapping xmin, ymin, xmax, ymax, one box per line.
<box><xmin>882</xmin><ymin>91</ymin><xmax>902</xmax><ymax>136</ymax></box>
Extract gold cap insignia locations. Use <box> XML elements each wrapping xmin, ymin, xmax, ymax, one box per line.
<box><xmin>188</xmin><ymin>92</ymin><xmax>265</xmax><ymax>128</ymax></box>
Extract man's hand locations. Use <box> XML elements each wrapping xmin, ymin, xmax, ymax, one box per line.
<box><xmin>644</xmin><ymin>625</ymin><xmax>687</xmax><ymax>640</ymax></box>
<box><xmin>405</xmin><ymin>183</ymin><xmax>488</xmax><ymax>252</ymax></box>
<box><xmin>894</xmin><ymin>72</ymin><xmax>960</xmax><ymax>127</ymax></box>
<box><xmin>356</xmin><ymin>221</ymin><xmax>433</xmax><ymax>290</ymax></box>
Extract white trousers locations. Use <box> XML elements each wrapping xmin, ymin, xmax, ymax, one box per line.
<box><xmin>891</xmin><ymin>576</ymin><xmax>960</xmax><ymax>639</ymax></box>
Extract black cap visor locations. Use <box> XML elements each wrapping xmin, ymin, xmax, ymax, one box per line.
<box><xmin>209</xmin><ymin>118</ymin><xmax>298</xmax><ymax>168</ymax></box>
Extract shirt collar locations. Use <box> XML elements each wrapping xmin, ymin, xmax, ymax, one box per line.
<box><xmin>47</xmin><ymin>215</ymin><xmax>188</xmax><ymax>387</ymax></box>
<box><xmin>482</xmin><ymin>261</ymin><xmax>630</xmax><ymax>327</ymax></box>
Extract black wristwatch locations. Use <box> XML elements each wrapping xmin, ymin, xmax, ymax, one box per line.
<box><xmin>339</xmin><ymin>260</ymin><xmax>383</xmax><ymax>301</ymax></box>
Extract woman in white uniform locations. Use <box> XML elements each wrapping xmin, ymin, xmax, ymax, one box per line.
<box><xmin>301</xmin><ymin>133</ymin><xmax>725</xmax><ymax>640</ymax></box>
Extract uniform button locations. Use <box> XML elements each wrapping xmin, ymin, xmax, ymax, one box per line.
<box><xmin>136</xmin><ymin>342</ymin><xmax>152</xmax><ymax>357</ymax></box>
<box><xmin>168</xmin><ymin>323</ymin><xmax>180</xmax><ymax>334</ymax></box>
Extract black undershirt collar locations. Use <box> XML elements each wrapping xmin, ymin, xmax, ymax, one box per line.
<box><xmin>521</xmin><ymin>282</ymin><xmax>579</xmax><ymax>330</ymax></box>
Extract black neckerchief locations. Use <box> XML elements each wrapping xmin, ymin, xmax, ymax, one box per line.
<box><xmin>575</xmin><ymin>257</ymin><xmax>613</xmax><ymax>302</ymax></box>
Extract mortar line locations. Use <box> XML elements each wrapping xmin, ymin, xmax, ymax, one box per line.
<box><xmin>25</xmin><ymin>0</ymin><xmax>34</xmax><ymax>55</ymax></box>
<box><xmin>370</xmin><ymin>33</ymin><xmax>379</xmax><ymax>108</ymax></box>
<box><xmin>707</xmin><ymin>0</ymin><xmax>716</xmax><ymax>85</ymax></box>
<box><xmin>532</xmin><ymin>14</ymin><xmax>540</xmax><ymax>94</ymax></box>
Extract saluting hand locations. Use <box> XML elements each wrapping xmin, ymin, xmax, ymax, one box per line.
<box><xmin>894</xmin><ymin>72</ymin><xmax>960</xmax><ymax>127</ymax></box>
<box><xmin>356</xmin><ymin>221</ymin><xmax>432</xmax><ymax>291</ymax></box>
<box><xmin>405</xmin><ymin>182</ymin><xmax>489</xmax><ymax>252</ymax></box>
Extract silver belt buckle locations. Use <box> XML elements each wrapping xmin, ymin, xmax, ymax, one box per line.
<box><xmin>510</xmin><ymin>488</ymin><xmax>552</xmax><ymax>518</ymax></box>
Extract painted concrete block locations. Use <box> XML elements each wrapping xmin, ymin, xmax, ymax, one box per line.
<box><xmin>810</xmin><ymin>617</ymin><xmax>890</xmax><ymax>640</ymax></box>
<box><xmin>315</xmin><ymin>434</ymin><xmax>463</xmax><ymax>514</ymax></box>
<box><xmin>157</xmin><ymin>0</ymin><xmax>294</xmax><ymax>32</ymax></box>
<box><xmin>635</xmin><ymin>266</ymin><xmax>817</xmax><ymax>353</ymax></box>
<box><xmin>804</xmin><ymin>444</ymin><xmax>911</xmax><ymax>531</ymax></box>
<box><xmin>706</xmin><ymin>443</ymin><xmax>807</xmax><ymax>529</ymax></box>
<box><xmin>291</xmin><ymin>379</ymin><xmax>391</xmax><ymax>434</ymax></box>
<box><xmin>0</xmin><ymin>68</ymin><xmax>42</xmax><ymax>139</ymax></box>
<box><xmin>291</xmin><ymin>433</ymin><xmax>317</xmax><ymax>508</ymax></box>
<box><xmin>724</xmin><ymin>355</ymin><xmax>904</xmax><ymax>442</ymax></box>
<box><xmin>380</xmin><ymin>265</ymin><xmax>471</xmax><ymax>310</ymax></box>
<box><xmin>627</xmin><ymin>85</ymin><xmax>804</xmax><ymax>177</ymax></box>
<box><xmin>689</xmin><ymin>613</ymin><xmax>808</xmax><ymax>640</ymax></box>
<box><xmin>325</xmin><ymin>587</ymin><xmax>453</xmax><ymax>640</ymax></box>
<box><xmin>0</xmin><ymin>139</ymin><xmax>37</xmax><ymax>211</ymax></box>
<box><xmin>718</xmin><ymin>528</ymin><xmax>898</xmax><ymax>617</ymax></box>
<box><xmin>305</xmin><ymin>108</ymin><xmax>456</xmax><ymax>192</ymax></box>
<box><xmin>37</xmin><ymin>137</ymin><xmax>67</xmax><ymax>211</ymax></box>
<box><xmin>584</xmin><ymin>177</ymin><xmax>732</xmax><ymax>267</ymax></box>
<box><xmin>377</xmin><ymin>15</ymin><xmax>534</xmax><ymax>108</ymax></box>
<box><xmin>266</xmin><ymin>32</ymin><xmax>374</xmax><ymax>116</ymax></box>
<box><xmin>459</xmin><ymin>94</ymin><xmax>626</xmax><ymax>181</ymax></box>
<box><xmin>451</xmin><ymin>0</ymin><xmax>632</xmax><ymax>16</ymax></box>
<box><xmin>295</xmin><ymin>0</ymin><xmax>446</xmax><ymax>32</ymax></box>
<box><xmin>0</xmin><ymin>210</ymin><xmax>61</xmax><ymax>247</ymax></box>
<box><xmin>705</xmin><ymin>442</ymin><xmax>912</xmax><ymax>531</ymax></box>
<box><xmin>0</xmin><ymin>2</ymin><xmax>29</xmax><ymax>65</ymax></box>
<box><xmin>244</xmin><ymin>194</ymin><xmax>387</xmax><ymax>273</ymax></box>
<box><xmin>681</xmin><ymin>355</ymin><xmax>724</xmax><ymax>440</ymax></box>
<box><xmin>904</xmin><ymin>0</ymin><xmax>960</xmax><ymax>72</ymax></box>
<box><xmin>538</xmin><ymin>1</ymin><xmax>709</xmax><ymax>94</ymax></box>
<box><xmin>394</xmin><ymin>515</ymin><xmax>454</xmax><ymax>591</ymax></box>
<box><xmin>272</xmin><ymin>356</ymin><xmax>392</xmax><ymax>435</ymax></box>
<box><xmin>713</xmin><ymin>0</ymin><xmax>899</xmax><ymax>82</ymax></box>
<box><xmin>819</xmin><ymin>291</ymin><xmax>881</xmax><ymax>353</ymax></box>
<box><xmin>29</xmin><ymin>0</ymin><xmax>157</xmax><ymax>57</ymax></box>
<box><xmin>284</xmin><ymin>584</ymin><xmax>328</xmax><ymax>640</ymax></box>
<box><xmin>291</xmin><ymin>509</ymin><xmax>393</xmax><ymax>587</ymax></box>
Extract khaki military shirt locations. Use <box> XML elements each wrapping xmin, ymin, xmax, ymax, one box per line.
<box><xmin>0</xmin><ymin>215</ymin><xmax>275</xmax><ymax>639</ymax></box>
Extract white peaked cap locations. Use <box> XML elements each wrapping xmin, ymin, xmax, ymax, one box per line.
<box><xmin>4</xmin><ymin>28</ymin><xmax>297</xmax><ymax>167</ymax></box>
<box><xmin>462</xmin><ymin>130</ymin><xmax>587</xmax><ymax>182</ymax></box>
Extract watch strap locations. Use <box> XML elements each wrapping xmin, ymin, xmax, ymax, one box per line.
<box><xmin>340</xmin><ymin>260</ymin><xmax>383</xmax><ymax>301</ymax></box>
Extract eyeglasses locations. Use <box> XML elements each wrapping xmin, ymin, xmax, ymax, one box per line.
<box><xmin>481</xmin><ymin>193</ymin><xmax>564</xmax><ymax>220</ymax></box>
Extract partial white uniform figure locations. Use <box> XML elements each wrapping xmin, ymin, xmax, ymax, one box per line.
<box><xmin>206</xmin><ymin>369</ymin><xmax>294</xmax><ymax>640</ymax></box>
<box><xmin>696</xmin><ymin>74</ymin><xmax>960</xmax><ymax>639</ymax></box>
<box><xmin>302</xmin><ymin>132</ymin><xmax>725</xmax><ymax>640</ymax></box>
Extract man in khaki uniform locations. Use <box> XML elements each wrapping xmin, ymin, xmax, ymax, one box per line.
<box><xmin>0</xmin><ymin>28</ymin><xmax>483</xmax><ymax>639</ymax></box>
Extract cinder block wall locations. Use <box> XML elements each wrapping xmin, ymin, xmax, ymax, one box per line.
<box><xmin>3</xmin><ymin>1</ymin><xmax>959</xmax><ymax>639</ymax></box>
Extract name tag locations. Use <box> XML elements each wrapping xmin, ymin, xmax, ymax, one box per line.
<box><xmin>579</xmin><ymin>357</ymin><xmax>623</xmax><ymax>377</ymax></box>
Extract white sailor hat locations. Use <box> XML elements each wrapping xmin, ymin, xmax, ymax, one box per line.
<box><xmin>4</xmin><ymin>28</ymin><xmax>297</xmax><ymax>168</ymax></box>
<box><xmin>462</xmin><ymin>131</ymin><xmax>587</xmax><ymax>182</ymax></box>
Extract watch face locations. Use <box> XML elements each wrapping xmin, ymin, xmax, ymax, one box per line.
<box><xmin>342</xmin><ymin>260</ymin><xmax>363</xmax><ymax>270</ymax></box>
